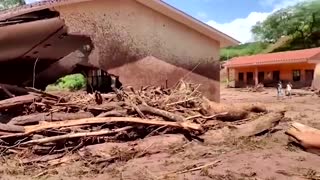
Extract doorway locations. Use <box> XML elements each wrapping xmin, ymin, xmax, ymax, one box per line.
<box><xmin>305</xmin><ymin>69</ymin><xmax>314</xmax><ymax>86</ymax></box>
<box><xmin>258</xmin><ymin>72</ymin><xmax>264</xmax><ymax>83</ymax></box>
<box><xmin>273</xmin><ymin>71</ymin><xmax>280</xmax><ymax>81</ymax></box>
<box><xmin>247</xmin><ymin>72</ymin><xmax>254</xmax><ymax>85</ymax></box>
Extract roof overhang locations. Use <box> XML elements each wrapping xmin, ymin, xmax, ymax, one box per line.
<box><xmin>225</xmin><ymin>59</ymin><xmax>309</xmax><ymax>68</ymax></box>
<box><xmin>0</xmin><ymin>0</ymin><xmax>239</xmax><ymax>48</ymax></box>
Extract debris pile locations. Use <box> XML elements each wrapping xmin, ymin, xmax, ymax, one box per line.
<box><xmin>0</xmin><ymin>81</ymin><xmax>277</xmax><ymax>164</ymax></box>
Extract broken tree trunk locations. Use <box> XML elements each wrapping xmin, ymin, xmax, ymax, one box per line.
<box><xmin>0</xmin><ymin>83</ymin><xmax>29</xmax><ymax>95</ymax></box>
<box><xmin>97</xmin><ymin>110</ymin><xmax>127</xmax><ymax>117</ymax></box>
<box><xmin>238</xmin><ymin>103</ymin><xmax>268</xmax><ymax>113</ymax></box>
<box><xmin>24</xmin><ymin>117</ymin><xmax>203</xmax><ymax>134</ymax></box>
<box><xmin>0</xmin><ymin>94</ymin><xmax>40</xmax><ymax>112</ymax></box>
<box><xmin>201</xmin><ymin>99</ymin><xmax>248</xmax><ymax>121</ymax></box>
<box><xmin>285</xmin><ymin>122</ymin><xmax>320</xmax><ymax>155</ymax></box>
<box><xmin>9</xmin><ymin>112</ymin><xmax>94</xmax><ymax>126</ymax></box>
<box><xmin>22</xmin><ymin>126</ymin><xmax>133</xmax><ymax>145</ymax></box>
<box><xmin>138</xmin><ymin>104</ymin><xmax>185</xmax><ymax>122</ymax></box>
<box><xmin>201</xmin><ymin>98</ymin><xmax>268</xmax><ymax>121</ymax></box>
<box><xmin>0</xmin><ymin>123</ymin><xmax>25</xmax><ymax>133</ymax></box>
<box><xmin>26</xmin><ymin>87</ymin><xmax>64</xmax><ymax>102</ymax></box>
<box><xmin>233</xmin><ymin>111</ymin><xmax>284</xmax><ymax>137</ymax></box>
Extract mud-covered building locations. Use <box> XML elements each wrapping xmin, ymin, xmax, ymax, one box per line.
<box><xmin>0</xmin><ymin>0</ymin><xmax>239</xmax><ymax>101</ymax></box>
<box><xmin>225</xmin><ymin>48</ymin><xmax>320</xmax><ymax>88</ymax></box>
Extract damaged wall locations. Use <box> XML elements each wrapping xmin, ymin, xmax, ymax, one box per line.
<box><xmin>55</xmin><ymin>0</ymin><xmax>221</xmax><ymax>101</ymax></box>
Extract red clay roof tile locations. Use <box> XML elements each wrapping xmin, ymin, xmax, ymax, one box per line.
<box><xmin>225</xmin><ymin>47</ymin><xmax>320</xmax><ymax>68</ymax></box>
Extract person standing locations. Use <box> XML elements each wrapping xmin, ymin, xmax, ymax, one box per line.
<box><xmin>277</xmin><ymin>81</ymin><xmax>283</xmax><ymax>99</ymax></box>
<box><xmin>286</xmin><ymin>82</ymin><xmax>293</xmax><ymax>98</ymax></box>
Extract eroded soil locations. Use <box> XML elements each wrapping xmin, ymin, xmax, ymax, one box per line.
<box><xmin>1</xmin><ymin>87</ymin><xmax>320</xmax><ymax>180</ymax></box>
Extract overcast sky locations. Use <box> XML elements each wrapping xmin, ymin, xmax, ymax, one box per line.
<box><xmin>24</xmin><ymin>0</ymin><xmax>309</xmax><ymax>42</ymax></box>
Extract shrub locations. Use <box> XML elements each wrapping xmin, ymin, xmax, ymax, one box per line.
<box><xmin>46</xmin><ymin>74</ymin><xmax>86</xmax><ymax>92</ymax></box>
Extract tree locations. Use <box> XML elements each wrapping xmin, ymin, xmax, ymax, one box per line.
<box><xmin>0</xmin><ymin>0</ymin><xmax>25</xmax><ymax>11</ymax></box>
<box><xmin>252</xmin><ymin>0</ymin><xmax>320</xmax><ymax>48</ymax></box>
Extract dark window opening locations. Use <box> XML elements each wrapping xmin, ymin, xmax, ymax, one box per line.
<box><xmin>273</xmin><ymin>71</ymin><xmax>280</xmax><ymax>81</ymax></box>
<box><xmin>258</xmin><ymin>72</ymin><xmax>264</xmax><ymax>83</ymax></box>
<box><xmin>247</xmin><ymin>72</ymin><xmax>254</xmax><ymax>83</ymax></box>
<box><xmin>86</xmin><ymin>69</ymin><xmax>122</xmax><ymax>94</ymax></box>
<box><xmin>238</xmin><ymin>72</ymin><xmax>244</xmax><ymax>82</ymax></box>
<box><xmin>305</xmin><ymin>70</ymin><xmax>314</xmax><ymax>81</ymax></box>
<box><xmin>293</xmin><ymin>70</ymin><xmax>301</xmax><ymax>82</ymax></box>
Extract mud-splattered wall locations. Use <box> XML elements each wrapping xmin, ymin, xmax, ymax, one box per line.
<box><xmin>55</xmin><ymin>0</ymin><xmax>221</xmax><ymax>101</ymax></box>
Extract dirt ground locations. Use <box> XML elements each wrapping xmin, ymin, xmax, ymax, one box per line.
<box><xmin>1</xmin><ymin>87</ymin><xmax>320</xmax><ymax>180</ymax></box>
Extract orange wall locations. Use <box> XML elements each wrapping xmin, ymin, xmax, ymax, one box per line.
<box><xmin>232</xmin><ymin>63</ymin><xmax>316</xmax><ymax>83</ymax></box>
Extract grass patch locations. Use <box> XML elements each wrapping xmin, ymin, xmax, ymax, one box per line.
<box><xmin>46</xmin><ymin>74</ymin><xmax>86</xmax><ymax>92</ymax></box>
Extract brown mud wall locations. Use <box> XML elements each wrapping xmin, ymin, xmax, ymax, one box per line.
<box><xmin>55</xmin><ymin>0</ymin><xmax>220</xmax><ymax>101</ymax></box>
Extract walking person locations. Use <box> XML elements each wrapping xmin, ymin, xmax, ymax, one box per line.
<box><xmin>277</xmin><ymin>81</ymin><xmax>283</xmax><ymax>100</ymax></box>
<box><xmin>286</xmin><ymin>82</ymin><xmax>293</xmax><ymax>98</ymax></box>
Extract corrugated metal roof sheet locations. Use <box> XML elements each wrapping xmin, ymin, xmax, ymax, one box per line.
<box><xmin>225</xmin><ymin>47</ymin><xmax>320</xmax><ymax>68</ymax></box>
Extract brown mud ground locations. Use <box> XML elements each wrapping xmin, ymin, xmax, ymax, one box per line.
<box><xmin>1</xmin><ymin>87</ymin><xmax>320</xmax><ymax>180</ymax></box>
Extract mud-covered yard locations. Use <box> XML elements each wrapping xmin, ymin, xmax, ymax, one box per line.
<box><xmin>1</xmin><ymin>87</ymin><xmax>320</xmax><ymax>180</ymax></box>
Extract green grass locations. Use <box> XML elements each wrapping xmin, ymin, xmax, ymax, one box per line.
<box><xmin>220</xmin><ymin>42</ymin><xmax>270</xmax><ymax>61</ymax></box>
<box><xmin>46</xmin><ymin>74</ymin><xmax>86</xmax><ymax>92</ymax></box>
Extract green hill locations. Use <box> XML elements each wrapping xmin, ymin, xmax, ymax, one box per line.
<box><xmin>220</xmin><ymin>0</ymin><xmax>320</xmax><ymax>61</ymax></box>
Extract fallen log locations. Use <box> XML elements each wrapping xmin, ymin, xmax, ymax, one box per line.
<box><xmin>22</xmin><ymin>153</ymin><xmax>65</xmax><ymax>164</ymax></box>
<box><xmin>24</xmin><ymin>117</ymin><xmax>203</xmax><ymax>134</ymax></box>
<box><xmin>22</xmin><ymin>126</ymin><xmax>133</xmax><ymax>145</ymax></box>
<box><xmin>26</xmin><ymin>87</ymin><xmax>64</xmax><ymax>102</ymax></box>
<box><xmin>97</xmin><ymin>110</ymin><xmax>127</xmax><ymax>117</ymax></box>
<box><xmin>0</xmin><ymin>94</ymin><xmax>40</xmax><ymax>112</ymax></box>
<box><xmin>138</xmin><ymin>104</ymin><xmax>185</xmax><ymax>122</ymax></box>
<box><xmin>201</xmin><ymin>99</ymin><xmax>248</xmax><ymax>121</ymax></box>
<box><xmin>0</xmin><ymin>83</ymin><xmax>29</xmax><ymax>95</ymax></box>
<box><xmin>0</xmin><ymin>123</ymin><xmax>25</xmax><ymax>133</ymax></box>
<box><xmin>201</xmin><ymin>98</ymin><xmax>267</xmax><ymax>121</ymax></box>
<box><xmin>9</xmin><ymin>112</ymin><xmax>94</xmax><ymax>125</ymax></box>
<box><xmin>285</xmin><ymin>122</ymin><xmax>320</xmax><ymax>155</ymax></box>
<box><xmin>0</xmin><ymin>85</ymin><xmax>15</xmax><ymax>98</ymax></box>
<box><xmin>239</xmin><ymin>103</ymin><xmax>268</xmax><ymax>113</ymax></box>
<box><xmin>233</xmin><ymin>111</ymin><xmax>284</xmax><ymax>137</ymax></box>
<box><xmin>202</xmin><ymin>112</ymin><xmax>284</xmax><ymax>144</ymax></box>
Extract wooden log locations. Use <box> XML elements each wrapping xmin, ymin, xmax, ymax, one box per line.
<box><xmin>24</xmin><ymin>117</ymin><xmax>203</xmax><ymax>134</ymax></box>
<box><xmin>285</xmin><ymin>122</ymin><xmax>320</xmax><ymax>154</ymax></box>
<box><xmin>25</xmin><ymin>87</ymin><xmax>64</xmax><ymax>102</ymax></box>
<box><xmin>201</xmin><ymin>100</ymin><xmax>248</xmax><ymax>121</ymax></box>
<box><xmin>202</xmin><ymin>112</ymin><xmax>284</xmax><ymax>144</ymax></box>
<box><xmin>9</xmin><ymin>112</ymin><xmax>94</xmax><ymax>126</ymax></box>
<box><xmin>0</xmin><ymin>123</ymin><xmax>25</xmax><ymax>133</ymax></box>
<box><xmin>0</xmin><ymin>83</ymin><xmax>29</xmax><ymax>95</ymax></box>
<box><xmin>239</xmin><ymin>103</ymin><xmax>268</xmax><ymax>113</ymax></box>
<box><xmin>201</xmin><ymin>98</ymin><xmax>267</xmax><ymax>121</ymax></box>
<box><xmin>0</xmin><ymin>85</ymin><xmax>15</xmax><ymax>98</ymax></box>
<box><xmin>97</xmin><ymin>110</ymin><xmax>127</xmax><ymax>117</ymax></box>
<box><xmin>22</xmin><ymin>126</ymin><xmax>133</xmax><ymax>145</ymax></box>
<box><xmin>138</xmin><ymin>104</ymin><xmax>185</xmax><ymax>122</ymax></box>
<box><xmin>22</xmin><ymin>154</ymin><xmax>65</xmax><ymax>164</ymax></box>
<box><xmin>0</xmin><ymin>94</ymin><xmax>40</xmax><ymax>112</ymax></box>
<box><xmin>233</xmin><ymin>112</ymin><xmax>284</xmax><ymax>137</ymax></box>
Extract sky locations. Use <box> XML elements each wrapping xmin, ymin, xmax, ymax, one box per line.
<box><xmin>25</xmin><ymin>0</ymin><xmax>308</xmax><ymax>43</ymax></box>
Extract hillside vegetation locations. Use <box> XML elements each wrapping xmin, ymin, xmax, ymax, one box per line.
<box><xmin>221</xmin><ymin>0</ymin><xmax>320</xmax><ymax>61</ymax></box>
<box><xmin>0</xmin><ymin>0</ymin><xmax>24</xmax><ymax>10</ymax></box>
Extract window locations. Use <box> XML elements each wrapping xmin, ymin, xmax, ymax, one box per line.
<box><xmin>247</xmin><ymin>72</ymin><xmax>254</xmax><ymax>82</ymax></box>
<box><xmin>273</xmin><ymin>71</ymin><xmax>280</xmax><ymax>81</ymax></box>
<box><xmin>238</xmin><ymin>72</ymin><xmax>244</xmax><ymax>82</ymax></box>
<box><xmin>258</xmin><ymin>72</ymin><xmax>265</xmax><ymax>83</ymax></box>
<box><xmin>293</xmin><ymin>70</ymin><xmax>301</xmax><ymax>81</ymax></box>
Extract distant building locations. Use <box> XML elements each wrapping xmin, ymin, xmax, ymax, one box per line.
<box><xmin>225</xmin><ymin>48</ymin><xmax>320</xmax><ymax>88</ymax></box>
